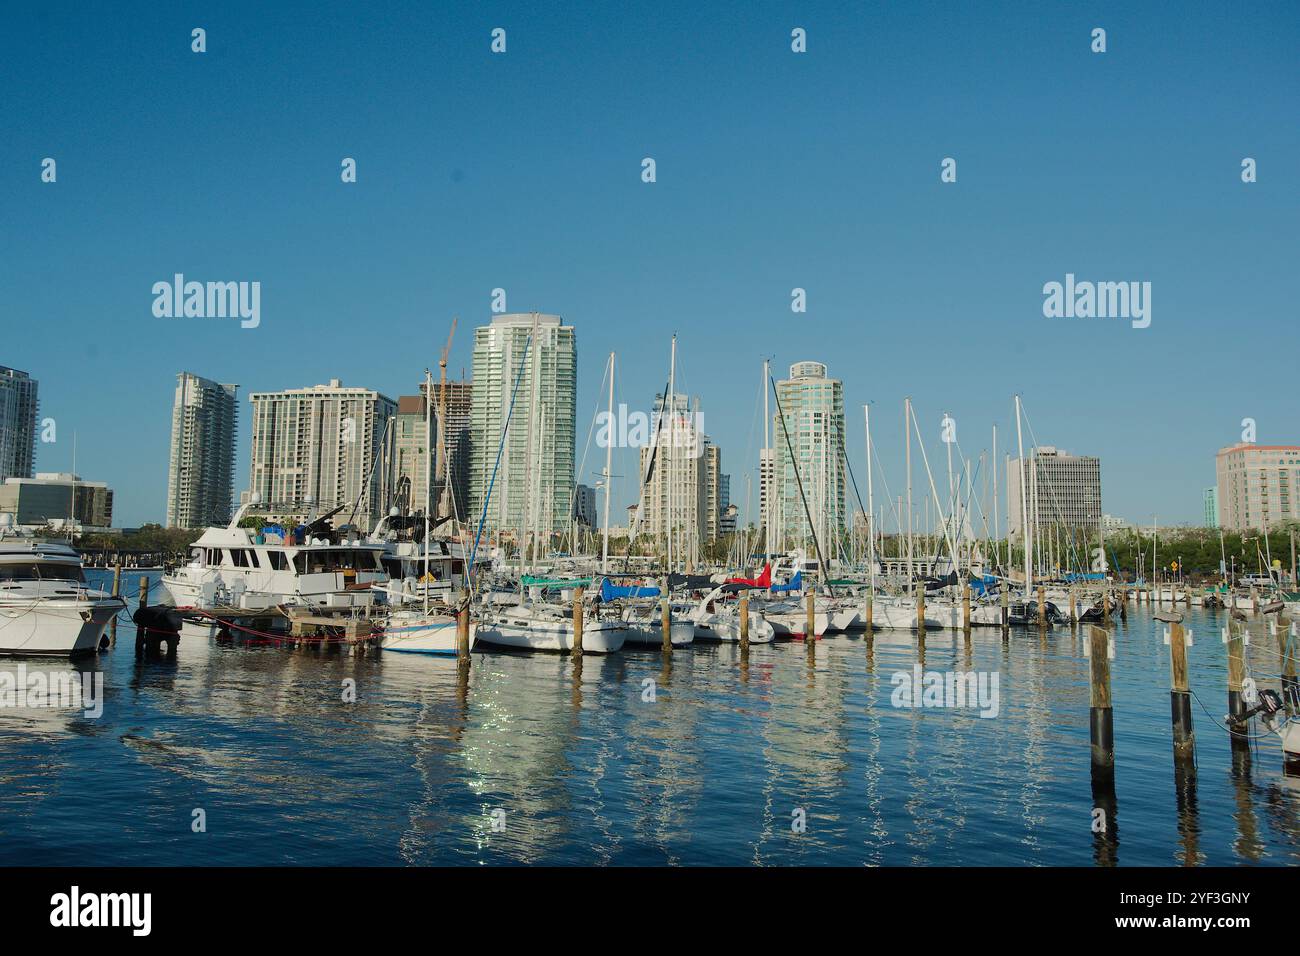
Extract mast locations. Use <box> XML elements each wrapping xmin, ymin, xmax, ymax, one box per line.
<box><xmin>423</xmin><ymin>368</ymin><xmax>433</xmax><ymax>615</ymax></box>
<box><xmin>763</xmin><ymin>358</ymin><xmax>771</xmax><ymax>567</ymax></box>
<box><xmin>905</xmin><ymin>397</ymin><xmax>913</xmax><ymax>597</ymax></box>
<box><xmin>1015</xmin><ymin>395</ymin><xmax>1031</xmax><ymax>597</ymax></box>
<box><xmin>865</xmin><ymin>404</ymin><xmax>875</xmax><ymax>597</ymax></box>
<box><xmin>992</xmin><ymin>425</ymin><xmax>999</xmax><ymax>570</ymax></box>
<box><xmin>666</xmin><ymin>335</ymin><xmax>677</xmax><ymax>575</ymax></box>
<box><xmin>601</xmin><ymin>352</ymin><xmax>615</xmax><ymax>574</ymax></box>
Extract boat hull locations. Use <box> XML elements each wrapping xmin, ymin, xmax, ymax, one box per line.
<box><xmin>475</xmin><ymin>618</ymin><xmax>626</xmax><ymax>653</ymax></box>
<box><xmin>381</xmin><ymin>613</ymin><xmax>476</xmax><ymax>655</ymax></box>
<box><xmin>0</xmin><ymin>597</ymin><xmax>124</xmax><ymax>657</ymax></box>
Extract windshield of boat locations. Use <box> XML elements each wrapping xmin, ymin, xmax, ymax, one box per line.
<box><xmin>0</xmin><ymin>561</ymin><xmax>87</xmax><ymax>584</ymax></box>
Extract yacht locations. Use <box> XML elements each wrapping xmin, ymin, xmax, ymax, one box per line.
<box><xmin>687</xmin><ymin>587</ymin><xmax>774</xmax><ymax>643</ymax></box>
<box><xmin>0</xmin><ymin>529</ymin><xmax>125</xmax><ymax>656</ymax></box>
<box><xmin>157</xmin><ymin>498</ymin><xmax>387</xmax><ymax>637</ymax></box>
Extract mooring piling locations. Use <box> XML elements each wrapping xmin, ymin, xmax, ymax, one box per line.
<box><xmin>739</xmin><ymin>592</ymin><xmax>750</xmax><ymax>650</ymax></box>
<box><xmin>1225</xmin><ymin>619</ymin><xmax>1248</xmax><ymax>753</ymax></box>
<box><xmin>571</xmin><ymin>586</ymin><xmax>584</xmax><ymax>657</ymax></box>
<box><xmin>1087</xmin><ymin>625</ymin><xmax>1114</xmax><ymax>779</ymax></box>
<box><xmin>1164</xmin><ymin>615</ymin><xmax>1194</xmax><ymax>763</ymax></box>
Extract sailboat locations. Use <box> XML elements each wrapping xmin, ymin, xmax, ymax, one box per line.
<box><xmin>380</xmin><ymin>367</ymin><xmax>476</xmax><ymax>655</ymax></box>
<box><xmin>473</xmin><ymin>343</ymin><xmax>627</xmax><ymax>654</ymax></box>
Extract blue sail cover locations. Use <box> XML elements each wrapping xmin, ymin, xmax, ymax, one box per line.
<box><xmin>770</xmin><ymin>571</ymin><xmax>803</xmax><ymax>593</ymax></box>
<box><xmin>1063</xmin><ymin>572</ymin><xmax>1107</xmax><ymax>582</ymax></box>
<box><xmin>971</xmin><ymin>574</ymin><xmax>1000</xmax><ymax>597</ymax></box>
<box><xmin>600</xmin><ymin>578</ymin><xmax>660</xmax><ymax>600</ymax></box>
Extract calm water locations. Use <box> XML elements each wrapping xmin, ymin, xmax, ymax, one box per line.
<box><xmin>1</xmin><ymin>569</ymin><xmax>1297</xmax><ymax>866</ymax></box>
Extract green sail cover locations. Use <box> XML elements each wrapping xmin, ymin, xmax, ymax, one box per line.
<box><xmin>521</xmin><ymin>575</ymin><xmax>593</xmax><ymax>588</ymax></box>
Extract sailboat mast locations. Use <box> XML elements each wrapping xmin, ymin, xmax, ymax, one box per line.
<box><xmin>905</xmin><ymin>397</ymin><xmax>913</xmax><ymax>597</ymax></box>
<box><xmin>865</xmin><ymin>404</ymin><xmax>875</xmax><ymax>596</ymax></box>
<box><xmin>666</xmin><ymin>335</ymin><xmax>676</xmax><ymax>575</ymax></box>
<box><xmin>1015</xmin><ymin>395</ymin><xmax>1031</xmax><ymax>597</ymax></box>
<box><xmin>423</xmin><ymin>368</ymin><xmax>432</xmax><ymax>614</ymax></box>
<box><xmin>763</xmin><ymin>358</ymin><xmax>771</xmax><ymax>566</ymax></box>
<box><xmin>601</xmin><ymin>352</ymin><xmax>615</xmax><ymax>574</ymax></box>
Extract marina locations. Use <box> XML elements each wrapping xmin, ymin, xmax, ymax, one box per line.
<box><xmin>0</xmin><ymin>567</ymin><xmax>1297</xmax><ymax>866</ymax></box>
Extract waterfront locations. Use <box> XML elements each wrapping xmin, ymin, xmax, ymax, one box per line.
<box><xmin>0</xmin><ymin>570</ymin><xmax>1296</xmax><ymax>866</ymax></box>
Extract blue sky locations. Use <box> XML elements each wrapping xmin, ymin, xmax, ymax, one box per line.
<box><xmin>3</xmin><ymin>1</ymin><xmax>1297</xmax><ymax>528</ymax></box>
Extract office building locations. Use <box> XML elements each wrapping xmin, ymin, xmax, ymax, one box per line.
<box><xmin>1008</xmin><ymin>446</ymin><xmax>1102</xmax><ymax>540</ymax></box>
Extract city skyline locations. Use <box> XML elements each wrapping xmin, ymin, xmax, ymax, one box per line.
<box><xmin>4</xmin><ymin>2</ymin><xmax>1296</xmax><ymax>528</ymax></box>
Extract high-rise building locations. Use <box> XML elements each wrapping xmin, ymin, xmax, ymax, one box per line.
<box><xmin>392</xmin><ymin>394</ymin><xmax>432</xmax><ymax>514</ymax></box>
<box><xmin>1203</xmin><ymin>487</ymin><xmax>1219</xmax><ymax>529</ymax></box>
<box><xmin>0</xmin><ymin>473</ymin><xmax>113</xmax><ymax>528</ymax></box>
<box><xmin>421</xmin><ymin>379</ymin><xmax>473</xmax><ymax>522</ymax></box>
<box><xmin>247</xmin><ymin>379</ymin><xmax>396</xmax><ymax>525</ymax></box>
<box><xmin>166</xmin><ymin>372</ymin><xmax>238</xmax><ymax>528</ymax></box>
<box><xmin>0</xmin><ymin>366</ymin><xmax>38</xmax><ymax>482</ymax></box>
<box><xmin>703</xmin><ymin>440</ymin><xmax>724</xmax><ymax>541</ymax></box>
<box><xmin>469</xmin><ymin>313</ymin><xmax>576</xmax><ymax>534</ymax></box>
<box><xmin>718</xmin><ymin>473</ymin><xmax>736</xmax><ymax>536</ymax></box>
<box><xmin>759</xmin><ymin>447</ymin><xmax>774</xmax><ymax>537</ymax></box>
<box><xmin>573</xmin><ymin>483</ymin><xmax>598</xmax><ymax>528</ymax></box>
<box><xmin>1008</xmin><ymin>446</ymin><xmax>1102</xmax><ymax>540</ymax></box>
<box><xmin>771</xmin><ymin>361</ymin><xmax>846</xmax><ymax>549</ymax></box>
<box><xmin>636</xmin><ymin>392</ymin><xmax>710</xmax><ymax>543</ymax></box>
<box><xmin>1215</xmin><ymin>443</ymin><xmax>1300</xmax><ymax>531</ymax></box>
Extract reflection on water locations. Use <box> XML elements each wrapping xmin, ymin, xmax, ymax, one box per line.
<box><xmin>0</xmin><ymin>570</ymin><xmax>1297</xmax><ymax>865</ymax></box>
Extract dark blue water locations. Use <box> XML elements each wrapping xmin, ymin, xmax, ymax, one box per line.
<box><xmin>1</xmin><ymin>569</ymin><xmax>1296</xmax><ymax>865</ymax></box>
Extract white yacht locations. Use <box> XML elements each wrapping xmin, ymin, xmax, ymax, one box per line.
<box><xmin>157</xmin><ymin>499</ymin><xmax>387</xmax><ymax>636</ymax></box>
<box><xmin>0</xmin><ymin>530</ymin><xmax>125</xmax><ymax>656</ymax></box>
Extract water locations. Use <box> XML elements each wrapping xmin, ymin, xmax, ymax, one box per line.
<box><xmin>1</xmin><ymin>570</ymin><xmax>1297</xmax><ymax>865</ymax></box>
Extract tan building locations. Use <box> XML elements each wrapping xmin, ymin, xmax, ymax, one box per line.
<box><xmin>1215</xmin><ymin>443</ymin><xmax>1300</xmax><ymax>531</ymax></box>
<box><xmin>247</xmin><ymin>379</ymin><xmax>396</xmax><ymax>525</ymax></box>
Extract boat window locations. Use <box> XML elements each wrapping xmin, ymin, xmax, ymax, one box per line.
<box><xmin>266</xmin><ymin>551</ymin><xmax>288</xmax><ymax>571</ymax></box>
<box><xmin>230</xmin><ymin>549</ymin><xmax>253</xmax><ymax>568</ymax></box>
<box><xmin>0</xmin><ymin>563</ymin><xmax>86</xmax><ymax>583</ymax></box>
<box><xmin>292</xmin><ymin>553</ymin><xmax>307</xmax><ymax>574</ymax></box>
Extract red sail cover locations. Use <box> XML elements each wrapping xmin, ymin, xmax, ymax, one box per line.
<box><xmin>727</xmin><ymin>563</ymin><xmax>771</xmax><ymax>588</ymax></box>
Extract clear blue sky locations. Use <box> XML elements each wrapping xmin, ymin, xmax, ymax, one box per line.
<box><xmin>3</xmin><ymin>1</ymin><xmax>1296</xmax><ymax>529</ymax></box>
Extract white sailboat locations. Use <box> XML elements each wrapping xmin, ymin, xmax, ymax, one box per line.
<box><xmin>380</xmin><ymin>368</ymin><xmax>475</xmax><ymax>656</ymax></box>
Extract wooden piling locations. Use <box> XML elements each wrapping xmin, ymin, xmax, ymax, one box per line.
<box><xmin>805</xmin><ymin>589</ymin><xmax>815</xmax><ymax>641</ymax></box>
<box><xmin>1226</xmin><ymin>622</ymin><xmax>1248</xmax><ymax>752</ymax></box>
<box><xmin>1037</xmin><ymin>585</ymin><xmax>1046</xmax><ymax>627</ymax></box>
<box><xmin>1088</xmin><ymin>626</ymin><xmax>1114</xmax><ymax>779</ymax></box>
<box><xmin>1168</xmin><ymin>620</ymin><xmax>1194</xmax><ymax>762</ymax></box>
<box><xmin>1000</xmin><ymin>586</ymin><xmax>1009</xmax><ymax>634</ymax></box>
<box><xmin>108</xmin><ymin>564</ymin><xmax>122</xmax><ymax>646</ymax></box>
<box><xmin>571</xmin><ymin>586</ymin><xmax>584</xmax><ymax>657</ymax></box>
<box><xmin>1251</xmin><ymin>586</ymin><xmax>1259</xmax><ymax>614</ymax></box>
<box><xmin>962</xmin><ymin>582</ymin><xmax>971</xmax><ymax>635</ymax></box>
<box><xmin>456</xmin><ymin>592</ymin><xmax>470</xmax><ymax>659</ymax></box>
<box><xmin>134</xmin><ymin>576</ymin><xmax>149</xmax><ymax>655</ymax></box>
<box><xmin>864</xmin><ymin>591</ymin><xmax>873</xmax><ymax>633</ymax></box>
<box><xmin>1068</xmin><ymin>587</ymin><xmax>1077</xmax><ymax>625</ymax></box>
<box><xmin>739</xmin><ymin>593</ymin><xmax>750</xmax><ymax>649</ymax></box>
<box><xmin>661</xmin><ymin>593</ymin><xmax>672</xmax><ymax>653</ymax></box>
<box><xmin>916</xmin><ymin>585</ymin><xmax>926</xmax><ymax>633</ymax></box>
